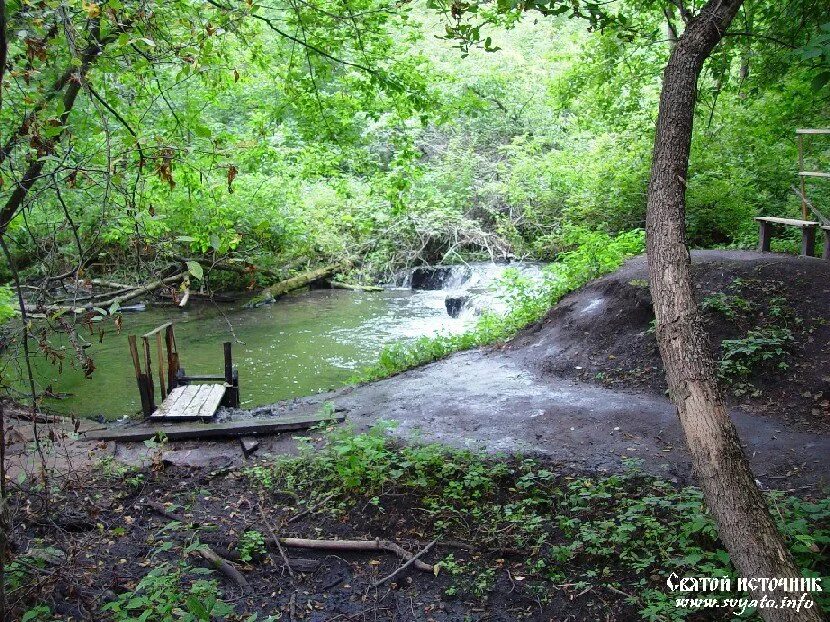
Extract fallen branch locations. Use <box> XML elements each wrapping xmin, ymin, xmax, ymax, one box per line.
<box><xmin>258</xmin><ymin>504</ymin><xmax>295</xmax><ymax>578</ymax></box>
<box><xmin>196</xmin><ymin>546</ymin><xmax>250</xmax><ymax>592</ymax></box>
<box><xmin>28</xmin><ymin>273</ymin><xmax>184</xmax><ymax>316</ymax></box>
<box><xmin>147</xmin><ymin>501</ymin><xmax>187</xmax><ymax>523</ymax></box>
<box><xmin>371</xmin><ymin>539</ymin><xmax>436</xmax><ymax>588</ymax></box>
<box><xmin>245</xmin><ymin>262</ymin><xmax>349</xmax><ymax>308</ymax></box>
<box><xmin>326</xmin><ymin>280</ymin><xmax>383</xmax><ymax>292</ymax></box>
<box><xmin>278</xmin><ymin>538</ymin><xmax>434</xmax><ymax>573</ymax></box>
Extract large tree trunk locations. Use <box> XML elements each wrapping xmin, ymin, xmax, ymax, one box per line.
<box><xmin>646</xmin><ymin>1</ymin><xmax>821</xmax><ymax>620</ymax></box>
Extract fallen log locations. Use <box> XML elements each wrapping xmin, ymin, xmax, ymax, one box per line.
<box><xmin>326</xmin><ymin>280</ymin><xmax>383</xmax><ymax>292</ymax></box>
<box><xmin>244</xmin><ymin>262</ymin><xmax>349</xmax><ymax>308</ymax></box>
<box><xmin>196</xmin><ymin>546</ymin><xmax>250</xmax><ymax>592</ymax></box>
<box><xmin>278</xmin><ymin>538</ymin><xmax>434</xmax><ymax>573</ymax></box>
<box><xmin>81</xmin><ymin>411</ymin><xmax>346</xmax><ymax>442</ymax></box>
<box><xmin>27</xmin><ymin>274</ymin><xmax>184</xmax><ymax>316</ymax></box>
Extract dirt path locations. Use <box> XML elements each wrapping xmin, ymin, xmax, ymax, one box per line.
<box><xmin>234</xmin><ymin>348</ymin><xmax>827</xmax><ymax>491</ymax></box>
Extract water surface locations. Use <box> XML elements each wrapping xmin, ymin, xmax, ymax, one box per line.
<box><xmin>10</xmin><ymin>263</ymin><xmax>542</xmax><ymax>419</ymax></box>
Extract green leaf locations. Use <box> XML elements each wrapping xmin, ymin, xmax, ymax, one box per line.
<box><xmin>186</xmin><ymin>261</ymin><xmax>204</xmax><ymax>281</ymax></box>
<box><xmin>193</xmin><ymin>123</ymin><xmax>212</xmax><ymax>138</ymax></box>
<box><xmin>812</xmin><ymin>71</ymin><xmax>830</xmax><ymax>91</ymax></box>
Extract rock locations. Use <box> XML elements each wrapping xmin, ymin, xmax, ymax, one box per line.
<box><xmin>445</xmin><ymin>295</ymin><xmax>470</xmax><ymax>318</ymax></box>
<box><xmin>244</xmin><ymin>292</ymin><xmax>275</xmax><ymax>309</ymax></box>
<box><xmin>239</xmin><ymin>436</ymin><xmax>259</xmax><ymax>458</ymax></box>
<box><xmin>410</xmin><ymin>266</ymin><xmax>470</xmax><ymax>290</ymax></box>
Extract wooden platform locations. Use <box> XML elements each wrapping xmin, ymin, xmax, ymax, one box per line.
<box><xmin>82</xmin><ymin>411</ymin><xmax>346</xmax><ymax>442</ymax></box>
<box><xmin>150</xmin><ymin>384</ymin><xmax>227</xmax><ymax>422</ymax></box>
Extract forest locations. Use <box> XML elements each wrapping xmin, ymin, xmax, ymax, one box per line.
<box><xmin>0</xmin><ymin>0</ymin><xmax>829</xmax><ymax>620</ymax></box>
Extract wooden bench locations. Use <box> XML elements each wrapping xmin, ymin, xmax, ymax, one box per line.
<box><xmin>755</xmin><ymin>217</ymin><xmax>819</xmax><ymax>257</ymax></box>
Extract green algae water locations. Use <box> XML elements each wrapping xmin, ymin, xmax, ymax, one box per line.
<box><xmin>6</xmin><ymin>263</ymin><xmax>543</xmax><ymax>419</ymax></box>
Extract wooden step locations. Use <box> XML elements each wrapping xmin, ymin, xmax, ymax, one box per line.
<box><xmin>150</xmin><ymin>384</ymin><xmax>226</xmax><ymax>422</ymax></box>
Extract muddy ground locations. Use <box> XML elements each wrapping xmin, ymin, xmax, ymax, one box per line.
<box><xmin>8</xmin><ymin>462</ymin><xmax>647</xmax><ymax>622</ymax></box>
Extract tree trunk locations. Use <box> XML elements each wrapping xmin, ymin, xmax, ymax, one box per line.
<box><xmin>646</xmin><ymin>1</ymin><xmax>821</xmax><ymax>620</ymax></box>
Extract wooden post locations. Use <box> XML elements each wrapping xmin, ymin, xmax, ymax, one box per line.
<box><xmin>155</xmin><ymin>331</ymin><xmax>167</xmax><ymax>399</ymax></box>
<box><xmin>165</xmin><ymin>324</ymin><xmax>179</xmax><ymax>390</ymax></box>
<box><xmin>129</xmin><ymin>335</ymin><xmax>154</xmax><ymax>418</ymax></box>
<box><xmin>757</xmin><ymin>220</ymin><xmax>772</xmax><ymax>252</ymax></box>
<box><xmin>798</xmin><ymin>133</ymin><xmax>807</xmax><ymax>220</ymax></box>
<box><xmin>801</xmin><ymin>225</ymin><xmax>816</xmax><ymax>257</ymax></box>
<box><xmin>223</xmin><ymin>342</ymin><xmax>240</xmax><ymax>407</ymax></box>
<box><xmin>142</xmin><ymin>336</ymin><xmax>155</xmax><ymax>413</ymax></box>
<box><xmin>823</xmin><ymin>228</ymin><xmax>830</xmax><ymax>261</ymax></box>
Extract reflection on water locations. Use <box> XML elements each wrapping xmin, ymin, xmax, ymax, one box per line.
<box><xmin>13</xmin><ymin>262</ymin><xmax>543</xmax><ymax>419</ymax></box>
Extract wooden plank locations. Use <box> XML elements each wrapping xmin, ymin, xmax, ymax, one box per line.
<box><xmin>754</xmin><ymin>217</ymin><xmax>818</xmax><ymax>227</ymax></box>
<box><xmin>796</xmin><ymin>129</ymin><xmax>830</xmax><ymax>135</ymax></box>
<box><xmin>167</xmin><ymin>384</ymin><xmax>211</xmax><ymax>419</ymax></box>
<box><xmin>798</xmin><ymin>171</ymin><xmax>830</xmax><ymax>179</ymax></box>
<box><xmin>151</xmin><ymin>385</ymin><xmax>199</xmax><ymax>419</ymax></box>
<box><xmin>179</xmin><ymin>374</ymin><xmax>226</xmax><ymax>382</ymax></box>
<box><xmin>194</xmin><ymin>384</ymin><xmax>226</xmax><ymax>419</ymax></box>
<box><xmin>82</xmin><ymin>412</ymin><xmax>347</xmax><ymax>442</ymax></box>
<box><xmin>152</xmin><ymin>384</ymin><xmax>226</xmax><ymax>421</ymax></box>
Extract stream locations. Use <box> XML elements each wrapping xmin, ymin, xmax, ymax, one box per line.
<box><xmin>11</xmin><ymin>262</ymin><xmax>544</xmax><ymax>419</ymax></box>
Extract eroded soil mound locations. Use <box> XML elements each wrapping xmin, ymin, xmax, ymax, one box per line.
<box><xmin>506</xmin><ymin>250</ymin><xmax>830</xmax><ymax>431</ymax></box>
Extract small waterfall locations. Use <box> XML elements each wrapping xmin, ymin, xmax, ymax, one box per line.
<box><xmin>395</xmin><ymin>262</ymin><xmax>545</xmax><ymax>319</ymax></box>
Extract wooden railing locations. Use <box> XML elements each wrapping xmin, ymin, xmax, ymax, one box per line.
<box><xmin>796</xmin><ymin>129</ymin><xmax>830</xmax><ymax>221</ymax></box>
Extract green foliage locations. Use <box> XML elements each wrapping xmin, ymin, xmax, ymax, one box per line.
<box><xmin>102</xmin><ymin>555</ymin><xmax>233</xmax><ymax>622</ymax></box>
<box><xmin>20</xmin><ymin>606</ymin><xmax>53</xmax><ymax>622</ymax></box>
<box><xmin>3</xmin><ymin>0</ymin><xmax>828</xmax><ymax>297</ymax></box>
<box><xmin>718</xmin><ymin>327</ymin><xmax>794</xmax><ymax>379</ymax></box>
<box><xmin>245</xmin><ymin>426</ymin><xmax>830</xmax><ymax>617</ymax></box>
<box><xmin>355</xmin><ymin>227</ymin><xmax>645</xmax><ymax>381</ymax></box>
<box><xmin>0</xmin><ymin>285</ymin><xmax>16</xmax><ymax>322</ymax></box>
<box><xmin>237</xmin><ymin>530</ymin><xmax>267</xmax><ymax>563</ymax></box>
<box><xmin>700</xmin><ymin>292</ymin><xmax>754</xmax><ymax>320</ymax></box>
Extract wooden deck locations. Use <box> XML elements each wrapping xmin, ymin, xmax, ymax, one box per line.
<box><xmin>150</xmin><ymin>384</ymin><xmax>227</xmax><ymax>422</ymax></box>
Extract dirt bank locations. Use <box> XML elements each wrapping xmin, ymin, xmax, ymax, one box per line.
<box><xmin>507</xmin><ymin>250</ymin><xmax>830</xmax><ymax>431</ymax></box>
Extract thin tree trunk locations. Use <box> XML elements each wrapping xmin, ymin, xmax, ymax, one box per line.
<box><xmin>646</xmin><ymin>1</ymin><xmax>821</xmax><ymax>620</ymax></box>
<box><xmin>0</xmin><ymin>3</ymin><xmax>9</xmax><ymax>618</ymax></box>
